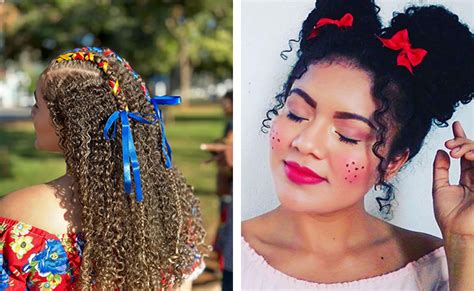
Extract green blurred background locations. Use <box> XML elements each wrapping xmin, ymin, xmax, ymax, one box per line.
<box><xmin>0</xmin><ymin>1</ymin><xmax>232</xmax><ymax>289</ymax></box>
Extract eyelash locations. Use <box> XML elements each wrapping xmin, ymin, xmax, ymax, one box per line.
<box><xmin>286</xmin><ymin>112</ymin><xmax>308</xmax><ymax>123</ymax></box>
<box><xmin>287</xmin><ymin>112</ymin><xmax>360</xmax><ymax>145</ymax></box>
<box><xmin>336</xmin><ymin>132</ymin><xmax>360</xmax><ymax>145</ymax></box>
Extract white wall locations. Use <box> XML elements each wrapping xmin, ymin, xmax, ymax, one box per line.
<box><xmin>241</xmin><ymin>0</ymin><xmax>474</xmax><ymax>238</ymax></box>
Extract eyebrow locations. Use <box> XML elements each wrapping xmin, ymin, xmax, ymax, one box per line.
<box><xmin>289</xmin><ymin>88</ymin><xmax>316</xmax><ymax>108</ymax></box>
<box><xmin>333</xmin><ymin>111</ymin><xmax>376</xmax><ymax>130</ymax></box>
<box><xmin>289</xmin><ymin>87</ymin><xmax>375</xmax><ymax>129</ymax></box>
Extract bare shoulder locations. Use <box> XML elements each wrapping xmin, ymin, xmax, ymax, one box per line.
<box><xmin>0</xmin><ymin>183</ymin><xmax>74</xmax><ymax>234</ymax></box>
<box><xmin>242</xmin><ymin>211</ymin><xmax>274</xmax><ymax>243</ymax></box>
<box><xmin>389</xmin><ymin>223</ymin><xmax>444</xmax><ymax>260</ymax></box>
<box><xmin>241</xmin><ymin>210</ymin><xmax>286</xmax><ymax>260</ymax></box>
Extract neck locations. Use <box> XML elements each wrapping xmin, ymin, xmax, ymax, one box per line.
<box><xmin>275</xmin><ymin>202</ymin><xmax>387</xmax><ymax>254</ymax></box>
<box><xmin>47</xmin><ymin>173</ymin><xmax>76</xmax><ymax>197</ymax></box>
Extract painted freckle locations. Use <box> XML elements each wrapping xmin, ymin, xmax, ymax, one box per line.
<box><xmin>352</xmin><ymin>162</ymin><xmax>355</xmax><ymax>164</ymax></box>
<box><xmin>362</xmin><ymin>166</ymin><xmax>365</xmax><ymax>169</ymax></box>
<box><xmin>277</xmin><ymin>138</ymin><xmax>280</xmax><ymax>142</ymax></box>
<box><xmin>381</xmin><ymin>256</ymin><xmax>384</xmax><ymax>260</ymax></box>
<box><xmin>354</xmin><ymin>175</ymin><xmax>357</xmax><ymax>178</ymax></box>
<box><xmin>355</xmin><ymin>168</ymin><xmax>358</xmax><ymax>170</ymax></box>
<box><xmin>346</xmin><ymin>164</ymin><xmax>349</xmax><ymax>167</ymax></box>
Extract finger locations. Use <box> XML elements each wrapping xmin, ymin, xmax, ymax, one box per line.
<box><xmin>466</xmin><ymin>150</ymin><xmax>474</xmax><ymax>161</ymax></box>
<box><xmin>449</xmin><ymin>143</ymin><xmax>474</xmax><ymax>159</ymax></box>
<box><xmin>433</xmin><ymin>150</ymin><xmax>451</xmax><ymax>192</ymax></box>
<box><xmin>459</xmin><ymin>148</ymin><xmax>474</xmax><ymax>186</ymax></box>
<box><xmin>452</xmin><ymin>121</ymin><xmax>467</xmax><ymax>139</ymax></box>
<box><xmin>445</xmin><ymin>137</ymin><xmax>472</xmax><ymax>149</ymax></box>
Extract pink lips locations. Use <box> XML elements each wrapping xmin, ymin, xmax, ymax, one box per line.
<box><xmin>284</xmin><ymin>160</ymin><xmax>326</xmax><ymax>185</ymax></box>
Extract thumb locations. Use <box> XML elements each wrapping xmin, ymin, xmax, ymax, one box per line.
<box><xmin>433</xmin><ymin>150</ymin><xmax>451</xmax><ymax>192</ymax></box>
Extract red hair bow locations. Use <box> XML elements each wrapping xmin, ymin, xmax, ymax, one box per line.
<box><xmin>307</xmin><ymin>13</ymin><xmax>354</xmax><ymax>40</ymax></box>
<box><xmin>377</xmin><ymin>29</ymin><xmax>427</xmax><ymax>74</ymax></box>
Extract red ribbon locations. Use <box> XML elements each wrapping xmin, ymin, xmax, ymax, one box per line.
<box><xmin>377</xmin><ymin>29</ymin><xmax>427</xmax><ymax>74</ymax></box>
<box><xmin>307</xmin><ymin>13</ymin><xmax>354</xmax><ymax>40</ymax></box>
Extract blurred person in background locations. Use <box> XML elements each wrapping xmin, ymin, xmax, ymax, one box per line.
<box><xmin>201</xmin><ymin>90</ymin><xmax>233</xmax><ymax>290</ymax></box>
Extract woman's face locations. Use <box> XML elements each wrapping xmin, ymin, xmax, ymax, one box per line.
<box><xmin>31</xmin><ymin>74</ymin><xmax>61</xmax><ymax>152</ymax></box>
<box><xmin>270</xmin><ymin>62</ymin><xmax>386</xmax><ymax>214</ymax></box>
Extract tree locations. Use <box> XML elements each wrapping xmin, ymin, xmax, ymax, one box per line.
<box><xmin>4</xmin><ymin>0</ymin><xmax>232</xmax><ymax>103</ymax></box>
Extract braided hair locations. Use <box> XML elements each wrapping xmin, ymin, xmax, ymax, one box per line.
<box><xmin>42</xmin><ymin>48</ymin><xmax>208</xmax><ymax>289</ymax></box>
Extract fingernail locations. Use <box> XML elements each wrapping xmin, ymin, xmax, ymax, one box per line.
<box><xmin>453</xmin><ymin>147</ymin><xmax>460</xmax><ymax>152</ymax></box>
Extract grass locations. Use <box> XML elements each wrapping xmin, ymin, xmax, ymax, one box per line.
<box><xmin>0</xmin><ymin>104</ymin><xmax>224</xmax><ymax>242</ymax></box>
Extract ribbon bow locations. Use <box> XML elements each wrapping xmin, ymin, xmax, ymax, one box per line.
<box><xmin>377</xmin><ymin>29</ymin><xmax>427</xmax><ymax>74</ymax></box>
<box><xmin>150</xmin><ymin>95</ymin><xmax>181</xmax><ymax>168</ymax></box>
<box><xmin>103</xmin><ymin>111</ymin><xmax>155</xmax><ymax>202</ymax></box>
<box><xmin>307</xmin><ymin>13</ymin><xmax>354</xmax><ymax>40</ymax></box>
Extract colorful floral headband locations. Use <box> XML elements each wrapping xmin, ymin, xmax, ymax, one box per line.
<box><xmin>307</xmin><ymin>13</ymin><xmax>427</xmax><ymax>74</ymax></box>
<box><xmin>56</xmin><ymin>48</ymin><xmax>181</xmax><ymax>202</ymax></box>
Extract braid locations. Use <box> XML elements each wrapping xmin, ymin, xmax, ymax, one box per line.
<box><xmin>56</xmin><ymin>51</ymin><xmax>130</xmax><ymax>112</ymax></box>
<box><xmin>43</xmin><ymin>47</ymin><xmax>208</xmax><ymax>288</ymax></box>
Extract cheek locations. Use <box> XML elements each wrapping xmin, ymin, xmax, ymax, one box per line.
<box><xmin>270</xmin><ymin>118</ymin><xmax>291</xmax><ymax>150</ymax></box>
<box><xmin>34</xmin><ymin>111</ymin><xmax>61</xmax><ymax>151</ymax></box>
<box><xmin>334</xmin><ymin>154</ymin><xmax>370</xmax><ymax>185</ymax></box>
<box><xmin>270</xmin><ymin>128</ymin><xmax>280</xmax><ymax>150</ymax></box>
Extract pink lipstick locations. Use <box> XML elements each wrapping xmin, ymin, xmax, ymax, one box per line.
<box><xmin>284</xmin><ymin>160</ymin><xmax>326</xmax><ymax>185</ymax></box>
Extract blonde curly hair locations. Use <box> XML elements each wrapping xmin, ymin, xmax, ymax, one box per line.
<box><xmin>41</xmin><ymin>48</ymin><xmax>207</xmax><ymax>289</ymax></box>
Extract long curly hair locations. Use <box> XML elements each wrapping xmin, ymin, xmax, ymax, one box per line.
<box><xmin>263</xmin><ymin>0</ymin><xmax>474</xmax><ymax>218</ymax></box>
<box><xmin>41</xmin><ymin>48</ymin><xmax>207</xmax><ymax>289</ymax></box>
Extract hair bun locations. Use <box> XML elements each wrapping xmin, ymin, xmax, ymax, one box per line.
<box><xmin>383</xmin><ymin>5</ymin><xmax>474</xmax><ymax>125</ymax></box>
<box><xmin>300</xmin><ymin>0</ymin><xmax>382</xmax><ymax>47</ymax></box>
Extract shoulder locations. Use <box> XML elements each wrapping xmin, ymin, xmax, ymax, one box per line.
<box><xmin>388</xmin><ymin>223</ymin><xmax>444</xmax><ymax>261</ymax></box>
<box><xmin>388</xmin><ymin>225</ymin><xmax>448</xmax><ymax>288</ymax></box>
<box><xmin>0</xmin><ymin>183</ymin><xmax>72</xmax><ymax>234</ymax></box>
<box><xmin>242</xmin><ymin>211</ymin><xmax>286</xmax><ymax>262</ymax></box>
<box><xmin>242</xmin><ymin>211</ymin><xmax>275</xmax><ymax>245</ymax></box>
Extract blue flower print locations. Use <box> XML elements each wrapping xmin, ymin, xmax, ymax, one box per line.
<box><xmin>25</xmin><ymin>239</ymin><xmax>69</xmax><ymax>277</ymax></box>
<box><xmin>75</xmin><ymin>235</ymin><xmax>84</xmax><ymax>258</ymax></box>
<box><xmin>0</xmin><ymin>254</ymin><xmax>10</xmax><ymax>289</ymax></box>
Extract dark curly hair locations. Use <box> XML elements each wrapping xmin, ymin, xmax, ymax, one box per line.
<box><xmin>262</xmin><ymin>0</ymin><xmax>474</xmax><ymax>217</ymax></box>
<box><xmin>41</xmin><ymin>49</ymin><xmax>208</xmax><ymax>289</ymax></box>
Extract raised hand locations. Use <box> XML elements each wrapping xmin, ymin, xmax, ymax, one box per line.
<box><xmin>432</xmin><ymin>121</ymin><xmax>474</xmax><ymax>237</ymax></box>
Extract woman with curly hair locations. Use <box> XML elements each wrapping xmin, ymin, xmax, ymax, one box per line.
<box><xmin>242</xmin><ymin>0</ymin><xmax>473</xmax><ymax>290</ymax></box>
<box><xmin>0</xmin><ymin>47</ymin><xmax>207</xmax><ymax>290</ymax></box>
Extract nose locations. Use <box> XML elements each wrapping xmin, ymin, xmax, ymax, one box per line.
<box><xmin>291</xmin><ymin>120</ymin><xmax>328</xmax><ymax>159</ymax></box>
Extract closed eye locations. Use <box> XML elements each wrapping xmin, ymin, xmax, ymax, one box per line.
<box><xmin>286</xmin><ymin>112</ymin><xmax>309</xmax><ymax>123</ymax></box>
<box><xmin>336</xmin><ymin>131</ymin><xmax>360</xmax><ymax>145</ymax></box>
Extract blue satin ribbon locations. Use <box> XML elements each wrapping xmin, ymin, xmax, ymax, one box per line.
<box><xmin>150</xmin><ymin>95</ymin><xmax>181</xmax><ymax>168</ymax></box>
<box><xmin>68</xmin><ymin>47</ymin><xmax>184</xmax><ymax>202</ymax></box>
<box><xmin>103</xmin><ymin>111</ymin><xmax>155</xmax><ymax>202</ymax></box>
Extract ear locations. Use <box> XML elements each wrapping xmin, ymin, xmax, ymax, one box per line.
<box><xmin>384</xmin><ymin>149</ymin><xmax>410</xmax><ymax>181</ymax></box>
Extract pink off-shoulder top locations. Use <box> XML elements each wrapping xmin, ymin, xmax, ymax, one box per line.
<box><xmin>241</xmin><ymin>237</ymin><xmax>449</xmax><ymax>290</ymax></box>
